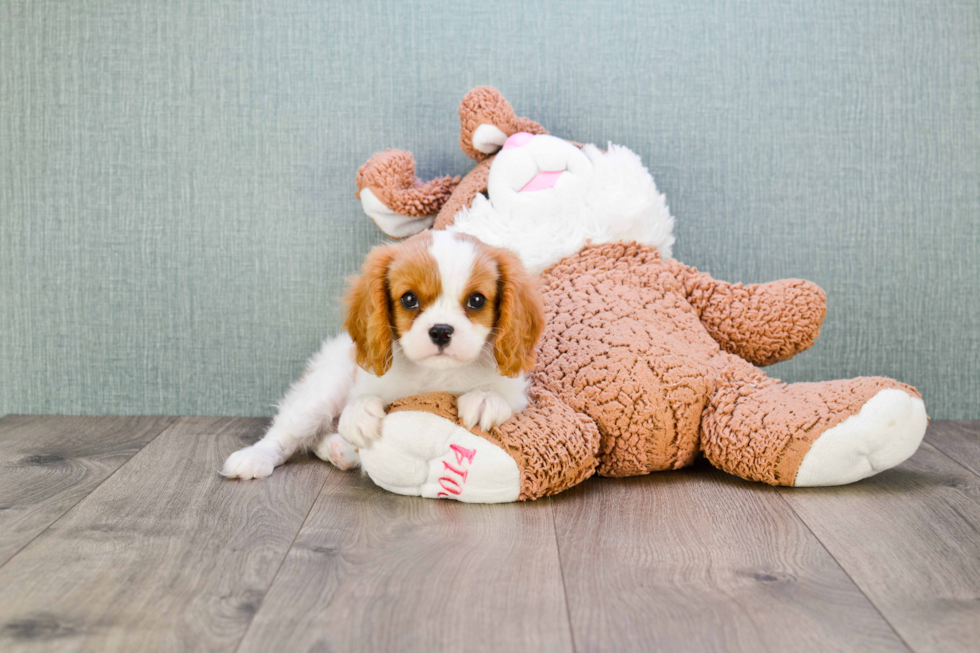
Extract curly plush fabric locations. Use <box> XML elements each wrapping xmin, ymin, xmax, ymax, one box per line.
<box><xmin>700</xmin><ymin>358</ymin><xmax>920</xmax><ymax>484</ymax></box>
<box><xmin>458</xmin><ymin>86</ymin><xmax>548</xmax><ymax>161</ymax></box>
<box><xmin>667</xmin><ymin>259</ymin><xmax>827</xmax><ymax>366</ymax></box>
<box><xmin>531</xmin><ymin>241</ymin><xmax>915</xmax><ymax>483</ymax></box>
<box><xmin>535</xmin><ymin>242</ymin><xmax>716</xmax><ymax>476</ymax></box>
<box><xmin>355</xmin><ymin>149</ymin><xmax>459</xmax><ymax>219</ymax></box>
<box><xmin>432</xmin><ymin>157</ymin><xmax>493</xmax><ymax>230</ymax></box>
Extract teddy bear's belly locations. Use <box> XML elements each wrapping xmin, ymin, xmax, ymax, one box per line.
<box><xmin>538</xmin><ymin>312</ymin><xmax>715</xmax><ymax>477</ymax></box>
<box><xmin>535</xmin><ymin>241</ymin><xmax>723</xmax><ymax>477</ymax></box>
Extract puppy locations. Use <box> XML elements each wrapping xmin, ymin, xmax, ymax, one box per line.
<box><xmin>222</xmin><ymin>230</ymin><xmax>544</xmax><ymax>479</ymax></box>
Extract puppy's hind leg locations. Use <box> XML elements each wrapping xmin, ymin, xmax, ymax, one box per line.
<box><xmin>313</xmin><ymin>433</ymin><xmax>361</xmax><ymax>471</ymax></box>
<box><xmin>221</xmin><ymin>333</ymin><xmax>356</xmax><ymax>479</ymax></box>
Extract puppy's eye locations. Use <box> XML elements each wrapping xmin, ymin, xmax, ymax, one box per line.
<box><xmin>400</xmin><ymin>292</ymin><xmax>419</xmax><ymax>310</ymax></box>
<box><xmin>466</xmin><ymin>292</ymin><xmax>486</xmax><ymax>310</ymax></box>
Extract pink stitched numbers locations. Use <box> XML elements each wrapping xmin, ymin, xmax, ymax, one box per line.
<box><xmin>437</xmin><ymin>444</ymin><xmax>477</xmax><ymax>498</ymax></box>
<box><xmin>451</xmin><ymin>443</ymin><xmax>476</xmax><ymax>464</ymax></box>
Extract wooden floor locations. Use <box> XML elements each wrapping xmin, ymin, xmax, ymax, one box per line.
<box><xmin>0</xmin><ymin>417</ymin><xmax>977</xmax><ymax>653</ymax></box>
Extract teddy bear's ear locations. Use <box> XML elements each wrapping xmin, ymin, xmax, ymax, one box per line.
<box><xmin>459</xmin><ymin>87</ymin><xmax>548</xmax><ymax>160</ymax></box>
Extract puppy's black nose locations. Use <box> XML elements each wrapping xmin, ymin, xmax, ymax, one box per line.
<box><xmin>428</xmin><ymin>324</ymin><xmax>454</xmax><ymax>347</ymax></box>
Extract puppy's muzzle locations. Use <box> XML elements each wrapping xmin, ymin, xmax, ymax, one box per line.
<box><xmin>428</xmin><ymin>324</ymin><xmax>454</xmax><ymax>348</ymax></box>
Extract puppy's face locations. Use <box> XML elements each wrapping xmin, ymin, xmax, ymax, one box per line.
<box><xmin>344</xmin><ymin>231</ymin><xmax>543</xmax><ymax>377</ymax></box>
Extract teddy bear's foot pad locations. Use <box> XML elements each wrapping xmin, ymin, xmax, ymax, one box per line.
<box><xmin>794</xmin><ymin>389</ymin><xmax>927</xmax><ymax>487</ymax></box>
<box><xmin>359</xmin><ymin>411</ymin><xmax>521</xmax><ymax>503</ymax></box>
<box><xmin>359</xmin><ymin>188</ymin><xmax>435</xmax><ymax>239</ymax></box>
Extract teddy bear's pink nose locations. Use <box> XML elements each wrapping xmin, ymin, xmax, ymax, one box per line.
<box><xmin>502</xmin><ymin>132</ymin><xmax>535</xmax><ymax>150</ymax></box>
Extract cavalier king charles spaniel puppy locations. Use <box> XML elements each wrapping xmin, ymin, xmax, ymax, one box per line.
<box><xmin>222</xmin><ymin>230</ymin><xmax>544</xmax><ymax>479</ymax></box>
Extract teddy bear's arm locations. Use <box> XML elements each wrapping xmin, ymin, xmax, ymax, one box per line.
<box><xmin>667</xmin><ymin>260</ymin><xmax>827</xmax><ymax>366</ymax></box>
<box><xmin>355</xmin><ymin>149</ymin><xmax>461</xmax><ymax>237</ymax></box>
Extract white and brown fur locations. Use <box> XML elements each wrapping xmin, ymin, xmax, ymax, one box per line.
<box><xmin>222</xmin><ymin>230</ymin><xmax>543</xmax><ymax>479</ymax></box>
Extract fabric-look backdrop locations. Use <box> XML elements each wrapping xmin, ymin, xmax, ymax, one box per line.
<box><xmin>1</xmin><ymin>0</ymin><xmax>977</xmax><ymax>419</ymax></box>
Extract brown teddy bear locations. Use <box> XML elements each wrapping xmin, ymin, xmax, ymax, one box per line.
<box><xmin>344</xmin><ymin>87</ymin><xmax>927</xmax><ymax>502</ymax></box>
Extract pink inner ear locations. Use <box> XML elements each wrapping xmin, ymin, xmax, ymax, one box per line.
<box><xmin>519</xmin><ymin>171</ymin><xmax>564</xmax><ymax>192</ymax></box>
<box><xmin>503</xmin><ymin>132</ymin><xmax>535</xmax><ymax>150</ymax></box>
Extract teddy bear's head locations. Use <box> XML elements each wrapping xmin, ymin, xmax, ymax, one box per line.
<box><xmin>356</xmin><ymin>87</ymin><xmax>675</xmax><ymax>274</ymax></box>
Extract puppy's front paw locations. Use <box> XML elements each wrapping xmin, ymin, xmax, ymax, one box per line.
<box><xmin>339</xmin><ymin>397</ymin><xmax>386</xmax><ymax>449</ymax></box>
<box><xmin>458</xmin><ymin>391</ymin><xmax>514</xmax><ymax>431</ymax></box>
<box><xmin>221</xmin><ymin>443</ymin><xmax>280</xmax><ymax>480</ymax></box>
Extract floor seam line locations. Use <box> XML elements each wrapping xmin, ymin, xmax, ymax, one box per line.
<box><xmin>774</xmin><ymin>489</ymin><xmax>917</xmax><ymax>653</ymax></box>
<box><xmin>232</xmin><ymin>467</ymin><xmax>332</xmax><ymax>653</ymax></box>
<box><xmin>0</xmin><ymin>415</ymin><xmax>179</xmax><ymax>572</ymax></box>
<box><xmin>551</xmin><ymin>497</ymin><xmax>579</xmax><ymax>653</ymax></box>
<box><xmin>922</xmin><ymin>440</ymin><xmax>980</xmax><ymax>481</ymax></box>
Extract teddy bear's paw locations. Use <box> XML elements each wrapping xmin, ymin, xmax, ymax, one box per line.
<box><xmin>313</xmin><ymin>433</ymin><xmax>360</xmax><ymax>471</ymax></box>
<box><xmin>358</xmin><ymin>410</ymin><xmax>521</xmax><ymax>503</ymax></box>
<box><xmin>471</xmin><ymin>124</ymin><xmax>509</xmax><ymax>155</ymax></box>
<box><xmin>794</xmin><ymin>389</ymin><xmax>928</xmax><ymax>487</ymax></box>
<box><xmin>359</xmin><ymin>188</ymin><xmax>435</xmax><ymax>238</ymax></box>
<box><xmin>355</xmin><ymin>149</ymin><xmax>448</xmax><ymax>237</ymax></box>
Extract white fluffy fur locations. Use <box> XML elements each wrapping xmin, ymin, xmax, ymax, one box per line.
<box><xmin>222</xmin><ymin>234</ymin><xmax>529</xmax><ymax>479</ymax></box>
<box><xmin>450</xmin><ymin>138</ymin><xmax>676</xmax><ymax>275</ymax></box>
<box><xmin>222</xmin><ymin>333</ymin><xmax>356</xmax><ymax>479</ymax></box>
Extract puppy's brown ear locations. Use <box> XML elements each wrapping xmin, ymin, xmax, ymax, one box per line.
<box><xmin>344</xmin><ymin>244</ymin><xmax>397</xmax><ymax>376</ymax></box>
<box><xmin>491</xmin><ymin>246</ymin><xmax>545</xmax><ymax>377</ymax></box>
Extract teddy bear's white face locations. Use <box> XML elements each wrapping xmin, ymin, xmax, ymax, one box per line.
<box><xmin>450</xmin><ymin>133</ymin><xmax>676</xmax><ymax>275</ymax></box>
<box><xmin>486</xmin><ymin>133</ymin><xmax>593</xmax><ymax>211</ymax></box>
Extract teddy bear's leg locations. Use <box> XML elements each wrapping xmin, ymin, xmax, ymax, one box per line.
<box><xmin>362</xmin><ymin>409</ymin><xmax>523</xmax><ymax>503</ymax></box>
<box><xmin>355</xmin><ymin>149</ymin><xmax>460</xmax><ymax>237</ymax></box>
<box><xmin>700</xmin><ymin>353</ymin><xmax>927</xmax><ymax>486</ymax></box>
<box><xmin>358</xmin><ymin>391</ymin><xmax>600</xmax><ymax>502</ymax></box>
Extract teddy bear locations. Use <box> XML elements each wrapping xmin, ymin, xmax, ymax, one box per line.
<box><xmin>338</xmin><ymin>87</ymin><xmax>928</xmax><ymax>503</ymax></box>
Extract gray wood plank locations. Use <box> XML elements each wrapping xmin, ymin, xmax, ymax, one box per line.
<box><xmin>554</xmin><ymin>466</ymin><xmax>909</xmax><ymax>653</ymax></box>
<box><xmin>780</xmin><ymin>441</ymin><xmax>980</xmax><ymax>653</ymax></box>
<box><xmin>0</xmin><ymin>415</ymin><xmax>176</xmax><ymax>567</ymax></box>
<box><xmin>926</xmin><ymin>421</ymin><xmax>980</xmax><ymax>478</ymax></box>
<box><xmin>0</xmin><ymin>417</ymin><xmax>330</xmax><ymax>652</ymax></box>
<box><xmin>237</xmin><ymin>470</ymin><xmax>575</xmax><ymax>653</ymax></box>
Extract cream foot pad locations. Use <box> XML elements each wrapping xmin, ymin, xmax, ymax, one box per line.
<box><xmin>359</xmin><ymin>410</ymin><xmax>521</xmax><ymax>503</ymax></box>
<box><xmin>795</xmin><ymin>389</ymin><xmax>928</xmax><ymax>487</ymax></box>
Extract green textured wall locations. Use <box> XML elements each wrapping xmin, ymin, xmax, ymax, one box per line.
<box><xmin>2</xmin><ymin>0</ymin><xmax>978</xmax><ymax>418</ymax></box>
